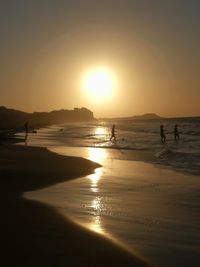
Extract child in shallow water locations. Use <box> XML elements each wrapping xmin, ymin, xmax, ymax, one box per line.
<box><xmin>160</xmin><ymin>124</ymin><xmax>166</xmax><ymax>143</ymax></box>
<box><xmin>110</xmin><ymin>124</ymin><xmax>116</xmax><ymax>142</ymax></box>
<box><xmin>174</xmin><ymin>124</ymin><xmax>180</xmax><ymax>141</ymax></box>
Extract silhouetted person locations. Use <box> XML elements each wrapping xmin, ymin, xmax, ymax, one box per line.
<box><xmin>24</xmin><ymin>122</ymin><xmax>29</xmax><ymax>145</ymax></box>
<box><xmin>174</xmin><ymin>124</ymin><xmax>180</xmax><ymax>141</ymax></box>
<box><xmin>160</xmin><ymin>124</ymin><xmax>166</xmax><ymax>143</ymax></box>
<box><xmin>24</xmin><ymin>122</ymin><xmax>28</xmax><ymax>135</ymax></box>
<box><xmin>110</xmin><ymin>124</ymin><xmax>116</xmax><ymax>142</ymax></box>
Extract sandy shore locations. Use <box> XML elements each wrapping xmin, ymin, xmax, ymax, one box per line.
<box><xmin>0</xmin><ymin>145</ymin><xmax>150</xmax><ymax>267</ymax></box>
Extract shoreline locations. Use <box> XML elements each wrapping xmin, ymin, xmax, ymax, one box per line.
<box><xmin>0</xmin><ymin>144</ymin><xmax>150</xmax><ymax>266</ymax></box>
<box><xmin>49</xmin><ymin>145</ymin><xmax>200</xmax><ymax>177</ymax></box>
<box><xmin>26</xmin><ymin>145</ymin><xmax>200</xmax><ymax>267</ymax></box>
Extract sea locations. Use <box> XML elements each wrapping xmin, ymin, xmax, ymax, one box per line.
<box><xmin>18</xmin><ymin>118</ymin><xmax>200</xmax><ymax>267</ymax></box>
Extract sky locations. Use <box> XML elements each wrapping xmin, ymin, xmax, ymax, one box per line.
<box><xmin>0</xmin><ymin>0</ymin><xmax>199</xmax><ymax>118</ymax></box>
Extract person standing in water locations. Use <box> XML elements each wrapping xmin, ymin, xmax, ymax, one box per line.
<box><xmin>174</xmin><ymin>124</ymin><xmax>180</xmax><ymax>141</ymax></box>
<box><xmin>160</xmin><ymin>124</ymin><xmax>166</xmax><ymax>143</ymax></box>
<box><xmin>110</xmin><ymin>124</ymin><xmax>116</xmax><ymax>142</ymax></box>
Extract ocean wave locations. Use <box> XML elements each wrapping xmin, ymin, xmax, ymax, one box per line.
<box><xmin>154</xmin><ymin>147</ymin><xmax>200</xmax><ymax>175</ymax></box>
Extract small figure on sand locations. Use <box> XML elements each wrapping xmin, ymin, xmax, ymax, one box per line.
<box><xmin>24</xmin><ymin>121</ymin><xmax>28</xmax><ymax>135</ymax></box>
<box><xmin>110</xmin><ymin>124</ymin><xmax>116</xmax><ymax>142</ymax></box>
<box><xmin>160</xmin><ymin>124</ymin><xmax>166</xmax><ymax>143</ymax></box>
<box><xmin>24</xmin><ymin>121</ymin><xmax>29</xmax><ymax>145</ymax></box>
<box><xmin>174</xmin><ymin>124</ymin><xmax>180</xmax><ymax>141</ymax></box>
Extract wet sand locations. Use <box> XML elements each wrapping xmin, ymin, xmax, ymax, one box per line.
<box><xmin>0</xmin><ymin>145</ymin><xmax>150</xmax><ymax>267</ymax></box>
<box><xmin>27</xmin><ymin>146</ymin><xmax>200</xmax><ymax>267</ymax></box>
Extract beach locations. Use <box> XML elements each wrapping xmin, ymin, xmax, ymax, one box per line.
<box><xmin>0</xmin><ymin>144</ymin><xmax>150</xmax><ymax>267</ymax></box>
<box><xmin>26</xmin><ymin>146</ymin><xmax>200</xmax><ymax>267</ymax></box>
<box><xmin>1</xmin><ymin>1</ymin><xmax>200</xmax><ymax>266</ymax></box>
<box><xmin>9</xmin><ymin>120</ymin><xmax>200</xmax><ymax>267</ymax></box>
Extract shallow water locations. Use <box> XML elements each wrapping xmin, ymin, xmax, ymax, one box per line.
<box><xmin>17</xmin><ymin>119</ymin><xmax>200</xmax><ymax>175</ymax></box>
<box><xmin>25</xmin><ymin>146</ymin><xmax>200</xmax><ymax>267</ymax></box>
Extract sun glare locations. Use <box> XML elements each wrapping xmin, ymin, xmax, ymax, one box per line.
<box><xmin>82</xmin><ymin>67</ymin><xmax>117</xmax><ymax>103</ymax></box>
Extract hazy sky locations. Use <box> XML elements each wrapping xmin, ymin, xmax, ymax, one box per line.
<box><xmin>0</xmin><ymin>0</ymin><xmax>199</xmax><ymax>117</ymax></box>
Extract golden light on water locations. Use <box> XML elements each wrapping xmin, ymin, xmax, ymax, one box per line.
<box><xmin>95</xmin><ymin>127</ymin><xmax>107</xmax><ymax>136</ymax></box>
<box><xmin>89</xmin><ymin>197</ymin><xmax>105</xmax><ymax>234</ymax></box>
<box><xmin>88</xmin><ymin>168</ymin><xmax>103</xmax><ymax>193</ymax></box>
<box><xmin>81</xmin><ymin>66</ymin><xmax>118</xmax><ymax>103</ymax></box>
<box><xmin>87</xmin><ymin>147</ymin><xmax>107</xmax><ymax>164</ymax></box>
<box><xmin>89</xmin><ymin>215</ymin><xmax>103</xmax><ymax>234</ymax></box>
<box><xmin>92</xmin><ymin>197</ymin><xmax>103</xmax><ymax>211</ymax></box>
<box><xmin>87</xmin><ymin>148</ymin><xmax>106</xmax><ymax>192</ymax></box>
<box><xmin>86</xmin><ymin>147</ymin><xmax>107</xmax><ymax>233</ymax></box>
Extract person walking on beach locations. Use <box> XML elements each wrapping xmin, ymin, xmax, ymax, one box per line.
<box><xmin>24</xmin><ymin>122</ymin><xmax>28</xmax><ymax>134</ymax></box>
<box><xmin>174</xmin><ymin>124</ymin><xmax>180</xmax><ymax>141</ymax></box>
<box><xmin>160</xmin><ymin>124</ymin><xmax>166</xmax><ymax>143</ymax></box>
<box><xmin>110</xmin><ymin>124</ymin><xmax>116</xmax><ymax>142</ymax></box>
<box><xmin>24</xmin><ymin>121</ymin><xmax>29</xmax><ymax>145</ymax></box>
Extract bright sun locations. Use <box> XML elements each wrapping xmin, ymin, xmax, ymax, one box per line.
<box><xmin>82</xmin><ymin>67</ymin><xmax>117</xmax><ymax>103</ymax></box>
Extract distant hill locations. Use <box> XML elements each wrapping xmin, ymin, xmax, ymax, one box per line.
<box><xmin>131</xmin><ymin>113</ymin><xmax>163</xmax><ymax>120</ymax></box>
<box><xmin>0</xmin><ymin>106</ymin><xmax>94</xmax><ymax>130</ymax></box>
<box><xmin>105</xmin><ymin>113</ymin><xmax>164</xmax><ymax>121</ymax></box>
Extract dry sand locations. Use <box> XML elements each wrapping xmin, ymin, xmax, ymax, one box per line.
<box><xmin>0</xmin><ymin>145</ymin><xmax>150</xmax><ymax>267</ymax></box>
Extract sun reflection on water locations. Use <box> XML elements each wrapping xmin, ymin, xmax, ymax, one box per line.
<box><xmin>89</xmin><ymin>197</ymin><xmax>106</xmax><ymax>234</ymax></box>
<box><xmin>89</xmin><ymin>215</ymin><xmax>103</xmax><ymax>234</ymax></box>
<box><xmin>87</xmin><ymin>147</ymin><xmax>107</xmax><ymax>193</ymax></box>
<box><xmin>87</xmin><ymin>147</ymin><xmax>107</xmax><ymax>164</ymax></box>
<box><xmin>92</xmin><ymin>196</ymin><xmax>104</xmax><ymax>212</ymax></box>
<box><xmin>88</xmin><ymin>168</ymin><xmax>103</xmax><ymax>193</ymax></box>
<box><xmin>95</xmin><ymin>127</ymin><xmax>108</xmax><ymax>136</ymax></box>
<box><xmin>86</xmin><ymin>147</ymin><xmax>108</xmax><ymax>234</ymax></box>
